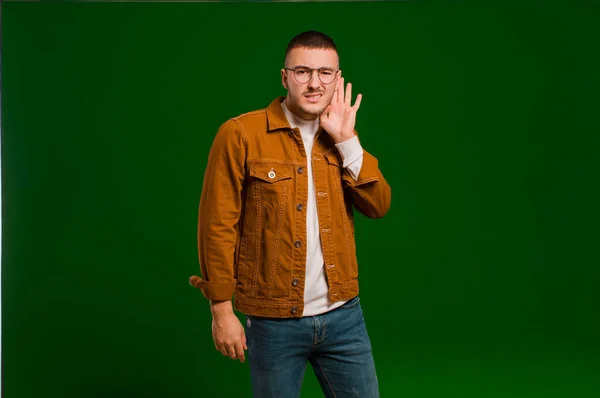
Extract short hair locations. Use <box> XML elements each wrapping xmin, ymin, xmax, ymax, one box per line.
<box><xmin>284</xmin><ymin>31</ymin><xmax>338</xmax><ymax>64</ymax></box>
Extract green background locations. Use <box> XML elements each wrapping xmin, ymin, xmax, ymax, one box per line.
<box><xmin>2</xmin><ymin>1</ymin><xmax>599</xmax><ymax>397</ymax></box>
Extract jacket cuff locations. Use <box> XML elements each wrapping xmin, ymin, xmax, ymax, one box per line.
<box><xmin>342</xmin><ymin>151</ymin><xmax>380</xmax><ymax>187</ymax></box>
<box><xmin>335</xmin><ymin>136</ymin><xmax>363</xmax><ymax>167</ymax></box>
<box><xmin>189</xmin><ymin>275</ymin><xmax>236</xmax><ymax>301</ymax></box>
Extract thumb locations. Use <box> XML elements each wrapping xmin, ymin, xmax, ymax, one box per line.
<box><xmin>321</xmin><ymin>105</ymin><xmax>331</xmax><ymax>119</ymax></box>
<box><xmin>241</xmin><ymin>330</ymin><xmax>248</xmax><ymax>350</ymax></box>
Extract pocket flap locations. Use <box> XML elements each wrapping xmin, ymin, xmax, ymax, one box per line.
<box><xmin>249</xmin><ymin>162</ymin><xmax>293</xmax><ymax>183</ymax></box>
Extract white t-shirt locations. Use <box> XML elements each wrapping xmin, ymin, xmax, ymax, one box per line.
<box><xmin>281</xmin><ymin>100</ymin><xmax>364</xmax><ymax>316</ymax></box>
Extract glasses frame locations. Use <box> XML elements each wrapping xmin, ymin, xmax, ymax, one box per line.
<box><xmin>284</xmin><ymin>66</ymin><xmax>339</xmax><ymax>84</ymax></box>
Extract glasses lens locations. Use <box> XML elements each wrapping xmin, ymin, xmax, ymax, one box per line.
<box><xmin>294</xmin><ymin>68</ymin><xmax>311</xmax><ymax>83</ymax></box>
<box><xmin>319</xmin><ymin>68</ymin><xmax>336</xmax><ymax>84</ymax></box>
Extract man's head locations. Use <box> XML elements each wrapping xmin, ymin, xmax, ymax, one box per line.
<box><xmin>281</xmin><ymin>31</ymin><xmax>340</xmax><ymax>120</ymax></box>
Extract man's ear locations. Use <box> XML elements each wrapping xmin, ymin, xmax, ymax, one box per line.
<box><xmin>281</xmin><ymin>68</ymin><xmax>288</xmax><ymax>90</ymax></box>
<box><xmin>336</xmin><ymin>70</ymin><xmax>342</xmax><ymax>86</ymax></box>
<box><xmin>335</xmin><ymin>70</ymin><xmax>342</xmax><ymax>90</ymax></box>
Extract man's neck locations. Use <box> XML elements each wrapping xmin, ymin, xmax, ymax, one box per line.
<box><xmin>282</xmin><ymin>99</ymin><xmax>319</xmax><ymax>131</ymax></box>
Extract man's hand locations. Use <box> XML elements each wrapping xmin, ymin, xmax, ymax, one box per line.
<box><xmin>210</xmin><ymin>300</ymin><xmax>247</xmax><ymax>363</ymax></box>
<box><xmin>320</xmin><ymin>73</ymin><xmax>362</xmax><ymax>143</ymax></box>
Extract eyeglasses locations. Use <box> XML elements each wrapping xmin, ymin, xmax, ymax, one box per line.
<box><xmin>285</xmin><ymin>67</ymin><xmax>338</xmax><ymax>84</ymax></box>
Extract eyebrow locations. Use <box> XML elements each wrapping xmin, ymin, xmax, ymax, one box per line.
<box><xmin>290</xmin><ymin>65</ymin><xmax>336</xmax><ymax>69</ymax></box>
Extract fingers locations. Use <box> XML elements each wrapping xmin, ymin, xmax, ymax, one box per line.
<box><xmin>345</xmin><ymin>82</ymin><xmax>352</xmax><ymax>106</ymax></box>
<box><xmin>333</xmin><ymin>72</ymin><xmax>360</xmax><ymax>111</ymax></box>
<box><xmin>353</xmin><ymin>93</ymin><xmax>362</xmax><ymax>110</ymax></box>
<box><xmin>216</xmin><ymin>343</ymin><xmax>228</xmax><ymax>358</ymax></box>
<box><xmin>212</xmin><ymin>315</ymin><xmax>248</xmax><ymax>363</ymax></box>
<box><xmin>234</xmin><ymin>341</ymin><xmax>246</xmax><ymax>363</ymax></box>
<box><xmin>218</xmin><ymin>342</ymin><xmax>245</xmax><ymax>362</ymax></box>
<box><xmin>215</xmin><ymin>336</ymin><xmax>248</xmax><ymax>362</ymax></box>
<box><xmin>337</xmin><ymin>76</ymin><xmax>344</xmax><ymax>103</ymax></box>
<box><xmin>215</xmin><ymin>343</ymin><xmax>227</xmax><ymax>357</ymax></box>
<box><xmin>225</xmin><ymin>344</ymin><xmax>237</xmax><ymax>359</ymax></box>
<box><xmin>335</xmin><ymin>70</ymin><xmax>342</xmax><ymax>97</ymax></box>
<box><xmin>238</xmin><ymin>329</ymin><xmax>247</xmax><ymax>362</ymax></box>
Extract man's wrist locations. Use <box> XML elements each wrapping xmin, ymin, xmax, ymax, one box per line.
<box><xmin>210</xmin><ymin>300</ymin><xmax>234</xmax><ymax>317</ymax></box>
<box><xmin>334</xmin><ymin>133</ymin><xmax>355</xmax><ymax>144</ymax></box>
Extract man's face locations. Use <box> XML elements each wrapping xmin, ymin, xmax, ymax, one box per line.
<box><xmin>281</xmin><ymin>47</ymin><xmax>340</xmax><ymax>120</ymax></box>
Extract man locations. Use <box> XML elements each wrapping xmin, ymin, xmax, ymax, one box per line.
<box><xmin>190</xmin><ymin>30</ymin><xmax>391</xmax><ymax>397</ymax></box>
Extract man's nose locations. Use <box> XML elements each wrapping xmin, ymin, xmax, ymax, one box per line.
<box><xmin>308</xmin><ymin>70</ymin><xmax>322</xmax><ymax>89</ymax></box>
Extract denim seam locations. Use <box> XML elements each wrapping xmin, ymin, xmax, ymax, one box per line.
<box><xmin>316</xmin><ymin>361</ymin><xmax>337</xmax><ymax>398</ymax></box>
<box><xmin>312</xmin><ymin>317</ymin><xmax>318</xmax><ymax>348</ymax></box>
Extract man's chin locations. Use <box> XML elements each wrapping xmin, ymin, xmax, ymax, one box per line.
<box><xmin>301</xmin><ymin>104</ymin><xmax>326</xmax><ymax>117</ymax></box>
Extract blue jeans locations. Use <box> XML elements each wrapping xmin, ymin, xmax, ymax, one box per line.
<box><xmin>244</xmin><ymin>296</ymin><xmax>380</xmax><ymax>397</ymax></box>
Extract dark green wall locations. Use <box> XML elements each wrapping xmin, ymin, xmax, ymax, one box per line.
<box><xmin>2</xmin><ymin>1</ymin><xmax>599</xmax><ymax>397</ymax></box>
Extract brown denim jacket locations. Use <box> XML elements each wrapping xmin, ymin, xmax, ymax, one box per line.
<box><xmin>189</xmin><ymin>97</ymin><xmax>391</xmax><ymax>318</ymax></box>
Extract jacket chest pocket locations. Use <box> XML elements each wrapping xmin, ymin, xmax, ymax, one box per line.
<box><xmin>248</xmin><ymin>162</ymin><xmax>294</xmax><ymax>210</ymax></box>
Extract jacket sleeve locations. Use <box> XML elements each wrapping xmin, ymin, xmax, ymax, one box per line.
<box><xmin>189</xmin><ymin>118</ymin><xmax>247</xmax><ymax>301</ymax></box>
<box><xmin>341</xmin><ymin>132</ymin><xmax>392</xmax><ymax>219</ymax></box>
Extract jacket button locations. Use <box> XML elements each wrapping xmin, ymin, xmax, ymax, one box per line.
<box><xmin>297</xmin><ymin>167</ymin><xmax>303</xmax><ymax>174</ymax></box>
<box><xmin>292</xmin><ymin>278</ymin><xmax>299</xmax><ymax>286</ymax></box>
<box><xmin>296</xmin><ymin>203</ymin><xmax>303</xmax><ymax>211</ymax></box>
<box><xmin>294</xmin><ymin>240</ymin><xmax>302</xmax><ymax>248</ymax></box>
<box><xmin>291</xmin><ymin>306</ymin><xmax>298</xmax><ymax>314</ymax></box>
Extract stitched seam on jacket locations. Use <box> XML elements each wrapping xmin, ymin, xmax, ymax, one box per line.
<box><xmin>335</xmin><ymin>176</ymin><xmax>353</xmax><ymax>272</ymax></box>
<box><xmin>251</xmin><ymin>182</ymin><xmax>261</xmax><ymax>298</ymax></box>
<box><xmin>335</xmin><ymin>176</ymin><xmax>352</xmax><ymax>272</ymax></box>
<box><xmin>325</xmin><ymin>150</ymin><xmax>353</xmax><ymax>268</ymax></box>
<box><xmin>230</xmin><ymin>117</ymin><xmax>249</xmax><ymax>151</ymax></box>
<box><xmin>266</xmin><ymin>178</ymin><xmax>288</xmax><ymax>298</ymax></box>
<box><xmin>231</xmin><ymin>117</ymin><xmax>252</xmax><ymax>294</ymax></box>
<box><xmin>351</xmin><ymin>176</ymin><xmax>379</xmax><ymax>187</ymax></box>
<box><xmin>289</xmin><ymin>133</ymin><xmax>300</xmax><ymax>302</ymax></box>
<box><xmin>237</xmin><ymin>236</ymin><xmax>247</xmax><ymax>287</ymax></box>
<box><xmin>355</xmin><ymin>187</ymin><xmax>375</xmax><ymax>218</ymax></box>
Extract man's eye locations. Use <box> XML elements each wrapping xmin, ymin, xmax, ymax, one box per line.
<box><xmin>296</xmin><ymin>69</ymin><xmax>309</xmax><ymax>75</ymax></box>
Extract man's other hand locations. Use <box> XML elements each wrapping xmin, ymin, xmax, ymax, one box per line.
<box><xmin>211</xmin><ymin>301</ymin><xmax>247</xmax><ymax>363</ymax></box>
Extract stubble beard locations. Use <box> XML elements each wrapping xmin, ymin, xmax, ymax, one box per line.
<box><xmin>291</xmin><ymin>92</ymin><xmax>333</xmax><ymax>120</ymax></box>
<box><xmin>302</xmin><ymin>104</ymin><xmax>326</xmax><ymax>118</ymax></box>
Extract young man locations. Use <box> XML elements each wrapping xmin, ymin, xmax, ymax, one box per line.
<box><xmin>190</xmin><ymin>31</ymin><xmax>391</xmax><ymax>397</ymax></box>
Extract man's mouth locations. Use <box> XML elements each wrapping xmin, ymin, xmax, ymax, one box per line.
<box><xmin>304</xmin><ymin>93</ymin><xmax>323</xmax><ymax>103</ymax></box>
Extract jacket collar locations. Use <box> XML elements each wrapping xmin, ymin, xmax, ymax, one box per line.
<box><xmin>266</xmin><ymin>96</ymin><xmax>291</xmax><ymax>132</ymax></box>
<box><xmin>266</xmin><ymin>96</ymin><xmax>327</xmax><ymax>140</ymax></box>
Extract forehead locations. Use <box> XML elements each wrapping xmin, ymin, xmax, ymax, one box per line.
<box><xmin>286</xmin><ymin>47</ymin><xmax>339</xmax><ymax>68</ymax></box>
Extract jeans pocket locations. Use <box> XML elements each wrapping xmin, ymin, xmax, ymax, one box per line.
<box><xmin>340</xmin><ymin>296</ymin><xmax>360</xmax><ymax>310</ymax></box>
